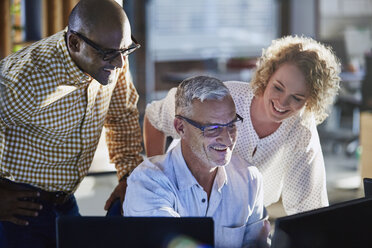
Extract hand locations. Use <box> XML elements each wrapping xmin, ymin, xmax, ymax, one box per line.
<box><xmin>261</xmin><ymin>219</ymin><xmax>271</xmax><ymax>237</ymax></box>
<box><xmin>0</xmin><ymin>186</ymin><xmax>43</xmax><ymax>226</ymax></box>
<box><xmin>258</xmin><ymin>219</ymin><xmax>272</xmax><ymax>248</ymax></box>
<box><xmin>104</xmin><ymin>179</ymin><xmax>127</xmax><ymax>212</ymax></box>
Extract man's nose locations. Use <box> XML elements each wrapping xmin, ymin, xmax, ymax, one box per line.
<box><xmin>217</xmin><ymin>127</ymin><xmax>235</xmax><ymax>146</ymax></box>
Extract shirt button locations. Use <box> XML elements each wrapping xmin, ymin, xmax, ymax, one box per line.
<box><xmin>201</xmin><ymin>198</ymin><xmax>206</xmax><ymax>203</ymax></box>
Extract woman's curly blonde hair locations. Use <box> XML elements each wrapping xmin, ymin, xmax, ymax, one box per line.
<box><xmin>250</xmin><ymin>35</ymin><xmax>341</xmax><ymax>124</ymax></box>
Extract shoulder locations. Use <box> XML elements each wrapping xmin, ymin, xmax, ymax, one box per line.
<box><xmin>126</xmin><ymin>154</ymin><xmax>181</xmax><ymax>201</ymax></box>
<box><xmin>1</xmin><ymin>32</ymin><xmax>64</xmax><ymax>88</ymax></box>
<box><xmin>4</xmin><ymin>32</ymin><xmax>63</xmax><ymax>71</ymax></box>
<box><xmin>129</xmin><ymin>154</ymin><xmax>173</xmax><ymax>184</ymax></box>
<box><xmin>131</xmin><ymin>155</ymin><xmax>167</xmax><ymax>176</ymax></box>
<box><xmin>223</xmin><ymin>81</ymin><xmax>253</xmax><ymax>96</ymax></box>
<box><xmin>223</xmin><ymin>81</ymin><xmax>253</xmax><ymax>112</ymax></box>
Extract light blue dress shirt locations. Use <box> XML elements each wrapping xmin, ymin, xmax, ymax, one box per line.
<box><xmin>123</xmin><ymin>143</ymin><xmax>268</xmax><ymax>248</ymax></box>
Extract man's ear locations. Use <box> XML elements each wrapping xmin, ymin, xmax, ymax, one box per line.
<box><xmin>67</xmin><ymin>33</ymin><xmax>81</xmax><ymax>53</ymax></box>
<box><xmin>174</xmin><ymin>118</ymin><xmax>185</xmax><ymax>137</ymax></box>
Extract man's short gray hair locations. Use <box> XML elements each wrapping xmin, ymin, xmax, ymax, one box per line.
<box><xmin>175</xmin><ymin>75</ymin><xmax>230</xmax><ymax>116</ymax></box>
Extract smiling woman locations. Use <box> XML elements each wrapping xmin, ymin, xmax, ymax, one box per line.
<box><xmin>251</xmin><ymin>35</ymin><xmax>341</xmax><ymax>125</ymax></box>
<box><xmin>250</xmin><ymin>63</ymin><xmax>309</xmax><ymax>137</ymax></box>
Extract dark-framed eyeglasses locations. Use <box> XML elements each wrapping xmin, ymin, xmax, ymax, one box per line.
<box><xmin>175</xmin><ymin>114</ymin><xmax>243</xmax><ymax>137</ymax></box>
<box><xmin>69</xmin><ymin>30</ymin><xmax>141</xmax><ymax>61</ymax></box>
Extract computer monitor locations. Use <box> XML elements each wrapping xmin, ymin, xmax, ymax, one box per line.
<box><xmin>271</xmin><ymin>197</ymin><xmax>372</xmax><ymax>248</ymax></box>
<box><xmin>363</xmin><ymin>178</ymin><xmax>372</xmax><ymax>197</ymax></box>
<box><xmin>56</xmin><ymin>216</ymin><xmax>214</xmax><ymax>248</ymax></box>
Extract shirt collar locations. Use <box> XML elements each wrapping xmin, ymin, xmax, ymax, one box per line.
<box><xmin>215</xmin><ymin>164</ymin><xmax>228</xmax><ymax>192</ymax></box>
<box><xmin>58</xmin><ymin>28</ymin><xmax>92</xmax><ymax>86</ymax></box>
<box><xmin>171</xmin><ymin>142</ymin><xmax>228</xmax><ymax>192</ymax></box>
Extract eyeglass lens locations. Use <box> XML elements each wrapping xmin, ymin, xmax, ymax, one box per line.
<box><xmin>103</xmin><ymin>46</ymin><xmax>138</xmax><ymax>61</ymax></box>
<box><xmin>203</xmin><ymin>121</ymin><xmax>241</xmax><ymax>137</ymax></box>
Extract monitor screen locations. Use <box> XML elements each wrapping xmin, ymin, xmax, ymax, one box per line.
<box><xmin>56</xmin><ymin>216</ymin><xmax>214</xmax><ymax>248</ymax></box>
<box><xmin>271</xmin><ymin>197</ymin><xmax>372</xmax><ymax>248</ymax></box>
<box><xmin>364</xmin><ymin>178</ymin><xmax>372</xmax><ymax>198</ymax></box>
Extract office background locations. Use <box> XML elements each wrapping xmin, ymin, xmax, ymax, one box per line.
<box><xmin>1</xmin><ymin>0</ymin><xmax>372</xmax><ymax>219</ymax></box>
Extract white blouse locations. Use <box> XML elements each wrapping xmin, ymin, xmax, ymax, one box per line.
<box><xmin>145</xmin><ymin>81</ymin><xmax>329</xmax><ymax>215</ymax></box>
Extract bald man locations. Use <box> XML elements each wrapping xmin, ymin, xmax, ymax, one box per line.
<box><xmin>0</xmin><ymin>0</ymin><xmax>142</xmax><ymax>246</ymax></box>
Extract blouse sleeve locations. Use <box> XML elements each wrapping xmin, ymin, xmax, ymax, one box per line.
<box><xmin>145</xmin><ymin>87</ymin><xmax>179</xmax><ymax>139</ymax></box>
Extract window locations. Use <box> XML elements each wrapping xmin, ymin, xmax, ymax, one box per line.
<box><xmin>146</xmin><ymin>0</ymin><xmax>279</xmax><ymax>61</ymax></box>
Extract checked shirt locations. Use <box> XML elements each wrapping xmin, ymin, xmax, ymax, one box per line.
<box><xmin>0</xmin><ymin>30</ymin><xmax>143</xmax><ymax>192</ymax></box>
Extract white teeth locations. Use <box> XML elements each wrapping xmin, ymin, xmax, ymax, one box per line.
<box><xmin>213</xmin><ymin>146</ymin><xmax>227</xmax><ymax>151</ymax></box>
<box><xmin>273</xmin><ymin>105</ymin><xmax>286</xmax><ymax>113</ymax></box>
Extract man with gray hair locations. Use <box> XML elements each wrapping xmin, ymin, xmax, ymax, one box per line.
<box><xmin>124</xmin><ymin>76</ymin><xmax>270</xmax><ymax>247</ymax></box>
